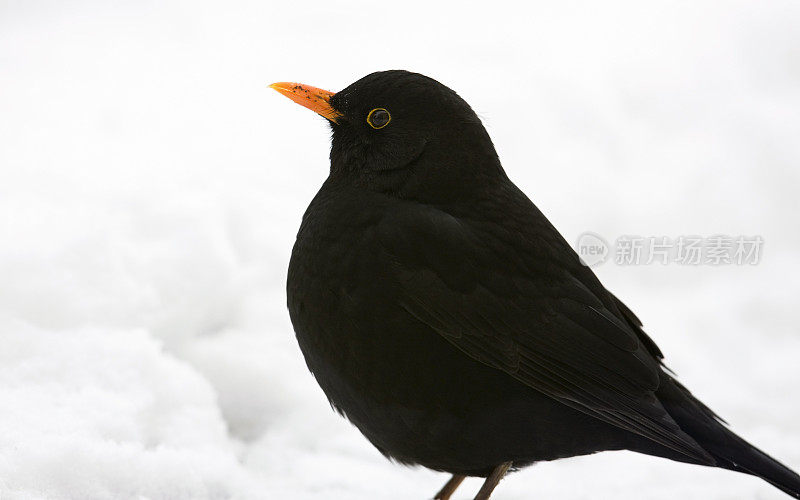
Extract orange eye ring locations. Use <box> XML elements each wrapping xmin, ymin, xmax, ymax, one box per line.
<box><xmin>367</xmin><ymin>108</ymin><xmax>391</xmax><ymax>129</ymax></box>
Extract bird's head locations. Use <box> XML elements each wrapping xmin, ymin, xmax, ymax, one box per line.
<box><xmin>270</xmin><ymin>71</ymin><xmax>505</xmax><ymax>201</ymax></box>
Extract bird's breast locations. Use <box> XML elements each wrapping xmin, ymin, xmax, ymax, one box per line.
<box><xmin>287</xmin><ymin>189</ymin><xmax>405</xmax><ymax>398</ymax></box>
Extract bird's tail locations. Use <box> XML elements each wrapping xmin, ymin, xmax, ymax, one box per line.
<box><xmin>708</xmin><ymin>427</ymin><xmax>800</xmax><ymax>499</ymax></box>
<box><xmin>664</xmin><ymin>378</ymin><xmax>800</xmax><ymax>498</ymax></box>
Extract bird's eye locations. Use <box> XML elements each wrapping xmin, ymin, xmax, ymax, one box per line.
<box><xmin>367</xmin><ymin>108</ymin><xmax>391</xmax><ymax>129</ymax></box>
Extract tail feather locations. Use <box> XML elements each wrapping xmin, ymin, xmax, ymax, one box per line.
<box><xmin>703</xmin><ymin>421</ymin><xmax>800</xmax><ymax>499</ymax></box>
<box><xmin>663</xmin><ymin>378</ymin><xmax>800</xmax><ymax>498</ymax></box>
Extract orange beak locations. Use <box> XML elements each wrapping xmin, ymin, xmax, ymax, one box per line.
<box><xmin>269</xmin><ymin>82</ymin><xmax>342</xmax><ymax>123</ymax></box>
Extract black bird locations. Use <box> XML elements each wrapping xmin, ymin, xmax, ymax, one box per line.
<box><xmin>270</xmin><ymin>71</ymin><xmax>800</xmax><ymax>499</ymax></box>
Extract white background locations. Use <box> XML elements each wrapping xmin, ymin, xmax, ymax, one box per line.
<box><xmin>1</xmin><ymin>1</ymin><xmax>799</xmax><ymax>498</ymax></box>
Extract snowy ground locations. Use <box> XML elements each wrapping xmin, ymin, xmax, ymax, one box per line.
<box><xmin>1</xmin><ymin>1</ymin><xmax>799</xmax><ymax>499</ymax></box>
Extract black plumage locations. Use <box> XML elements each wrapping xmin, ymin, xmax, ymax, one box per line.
<box><xmin>272</xmin><ymin>70</ymin><xmax>800</xmax><ymax>499</ymax></box>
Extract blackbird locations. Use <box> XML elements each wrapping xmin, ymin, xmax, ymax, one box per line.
<box><xmin>270</xmin><ymin>71</ymin><xmax>800</xmax><ymax>499</ymax></box>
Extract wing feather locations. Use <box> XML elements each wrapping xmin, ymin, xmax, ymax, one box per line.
<box><xmin>379</xmin><ymin>204</ymin><xmax>714</xmax><ymax>464</ymax></box>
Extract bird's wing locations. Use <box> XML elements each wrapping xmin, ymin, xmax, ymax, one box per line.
<box><xmin>377</xmin><ymin>202</ymin><xmax>714</xmax><ymax>464</ymax></box>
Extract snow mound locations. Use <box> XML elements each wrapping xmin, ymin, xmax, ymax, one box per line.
<box><xmin>0</xmin><ymin>320</ymin><xmax>253</xmax><ymax>500</ymax></box>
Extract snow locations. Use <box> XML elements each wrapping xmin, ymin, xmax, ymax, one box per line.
<box><xmin>1</xmin><ymin>1</ymin><xmax>799</xmax><ymax>498</ymax></box>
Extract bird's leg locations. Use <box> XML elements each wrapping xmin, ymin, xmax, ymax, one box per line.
<box><xmin>473</xmin><ymin>461</ymin><xmax>512</xmax><ymax>500</ymax></box>
<box><xmin>434</xmin><ymin>474</ymin><xmax>466</xmax><ymax>500</ymax></box>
